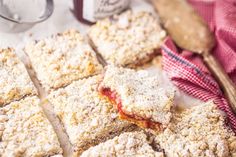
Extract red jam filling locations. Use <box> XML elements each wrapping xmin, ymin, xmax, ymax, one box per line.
<box><xmin>100</xmin><ymin>87</ymin><xmax>162</xmax><ymax>130</ymax></box>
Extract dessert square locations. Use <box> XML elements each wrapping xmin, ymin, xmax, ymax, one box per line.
<box><xmin>24</xmin><ymin>29</ymin><xmax>103</xmax><ymax>92</ymax></box>
<box><xmin>88</xmin><ymin>10</ymin><xmax>166</xmax><ymax>67</ymax></box>
<box><xmin>0</xmin><ymin>96</ymin><xmax>62</xmax><ymax>157</ymax></box>
<box><xmin>99</xmin><ymin>66</ymin><xmax>175</xmax><ymax>131</ymax></box>
<box><xmin>154</xmin><ymin>102</ymin><xmax>236</xmax><ymax>157</ymax></box>
<box><xmin>81</xmin><ymin>131</ymin><xmax>164</xmax><ymax>157</ymax></box>
<box><xmin>47</xmin><ymin>75</ymin><xmax>135</xmax><ymax>155</ymax></box>
<box><xmin>0</xmin><ymin>48</ymin><xmax>37</xmax><ymax>106</ymax></box>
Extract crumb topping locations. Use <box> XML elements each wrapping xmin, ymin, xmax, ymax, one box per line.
<box><xmin>155</xmin><ymin>102</ymin><xmax>236</xmax><ymax>157</ymax></box>
<box><xmin>0</xmin><ymin>96</ymin><xmax>62</xmax><ymax>157</ymax></box>
<box><xmin>81</xmin><ymin>131</ymin><xmax>164</xmax><ymax>157</ymax></box>
<box><xmin>0</xmin><ymin>48</ymin><xmax>37</xmax><ymax>106</ymax></box>
<box><xmin>47</xmin><ymin>75</ymin><xmax>134</xmax><ymax>155</ymax></box>
<box><xmin>89</xmin><ymin>10</ymin><xmax>166</xmax><ymax>66</ymax></box>
<box><xmin>99</xmin><ymin>66</ymin><xmax>175</xmax><ymax>127</ymax></box>
<box><xmin>24</xmin><ymin>29</ymin><xmax>103</xmax><ymax>92</ymax></box>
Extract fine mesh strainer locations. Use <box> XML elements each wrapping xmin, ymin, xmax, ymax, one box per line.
<box><xmin>0</xmin><ymin>0</ymin><xmax>54</xmax><ymax>32</ymax></box>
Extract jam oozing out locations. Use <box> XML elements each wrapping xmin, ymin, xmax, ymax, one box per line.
<box><xmin>100</xmin><ymin>87</ymin><xmax>162</xmax><ymax>130</ymax></box>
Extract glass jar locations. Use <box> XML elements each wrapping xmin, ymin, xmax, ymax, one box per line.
<box><xmin>73</xmin><ymin>0</ymin><xmax>130</xmax><ymax>24</ymax></box>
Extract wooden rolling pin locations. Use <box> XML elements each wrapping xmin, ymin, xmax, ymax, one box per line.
<box><xmin>151</xmin><ymin>0</ymin><xmax>236</xmax><ymax>113</ymax></box>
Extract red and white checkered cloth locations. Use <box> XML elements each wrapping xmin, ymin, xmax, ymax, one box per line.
<box><xmin>161</xmin><ymin>0</ymin><xmax>236</xmax><ymax>133</ymax></box>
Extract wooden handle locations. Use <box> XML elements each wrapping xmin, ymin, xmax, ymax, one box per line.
<box><xmin>151</xmin><ymin>0</ymin><xmax>215</xmax><ymax>53</ymax></box>
<box><xmin>203</xmin><ymin>53</ymin><xmax>236</xmax><ymax>113</ymax></box>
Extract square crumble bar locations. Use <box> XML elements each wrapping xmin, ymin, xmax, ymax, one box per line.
<box><xmin>0</xmin><ymin>96</ymin><xmax>62</xmax><ymax>157</ymax></box>
<box><xmin>88</xmin><ymin>10</ymin><xmax>166</xmax><ymax>67</ymax></box>
<box><xmin>0</xmin><ymin>48</ymin><xmax>37</xmax><ymax>106</ymax></box>
<box><xmin>99</xmin><ymin>66</ymin><xmax>175</xmax><ymax>131</ymax></box>
<box><xmin>24</xmin><ymin>29</ymin><xmax>103</xmax><ymax>92</ymax></box>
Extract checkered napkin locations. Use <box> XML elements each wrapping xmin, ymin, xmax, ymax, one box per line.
<box><xmin>161</xmin><ymin>0</ymin><xmax>236</xmax><ymax>132</ymax></box>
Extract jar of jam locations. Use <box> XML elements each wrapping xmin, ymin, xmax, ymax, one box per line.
<box><xmin>73</xmin><ymin>0</ymin><xmax>130</xmax><ymax>25</ymax></box>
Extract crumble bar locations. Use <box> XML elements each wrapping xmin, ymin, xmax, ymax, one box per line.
<box><xmin>47</xmin><ymin>75</ymin><xmax>136</xmax><ymax>155</ymax></box>
<box><xmin>0</xmin><ymin>48</ymin><xmax>37</xmax><ymax>106</ymax></box>
<box><xmin>0</xmin><ymin>96</ymin><xmax>62</xmax><ymax>157</ymax></box>
<box><xmin>88</xmin><ymin>10</ymin><xmax>166</xmax><ymax>67</ymax></box>
<box><xmin>99</xmin><ymin>66</ymin><xmax>175</xmax><ymax>130</ymax></box>
<box><xmin>154</xmin><ymin>102</ymin><xmax>236</xmax><ymax>157</ymax></box>
<box><xmin>24</xmin><ymin>29</ymin><xmax>103</xmax><ymax>92</ymax></box>
<box><xmin>81</xmin><ymin>131</ymin><xmax>164</xmax><ymax>157</ymax></box>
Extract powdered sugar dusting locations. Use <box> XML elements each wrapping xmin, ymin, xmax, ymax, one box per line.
<box><xmin>100</xmin><ymin>65</ymin><xmax>175</xmax><ymax>125</ymax></box>
<box><xmin>155</xmin><ymin>101</ymin><xmax>236</xmax><ymax>157</ymax></box>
